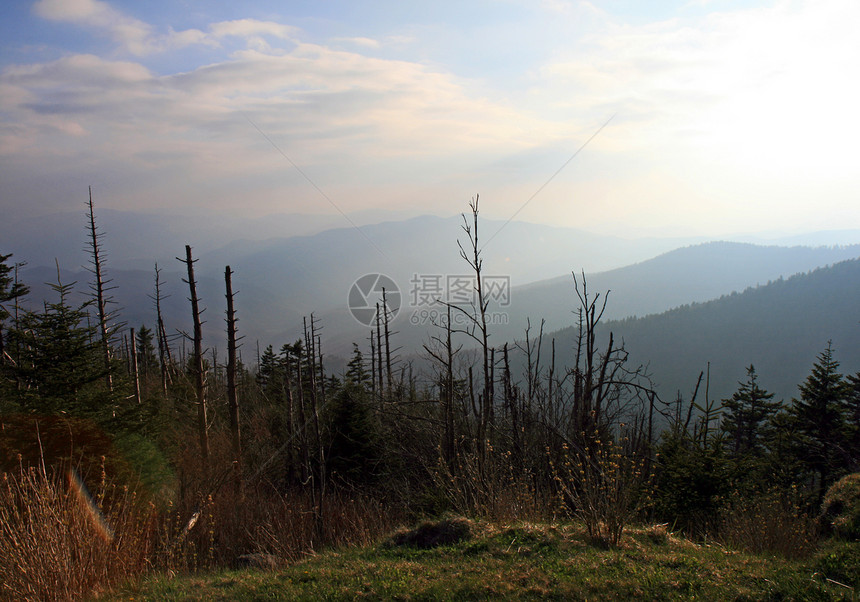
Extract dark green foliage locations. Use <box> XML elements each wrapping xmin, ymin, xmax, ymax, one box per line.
<box><xmin>345</xmin><ymin>343</ymin><xmax>370</xmax><ymax>389</ymax></box>
<box><xmin>721</xmin><ymin>365</ymin><xmax>780</xmax><ymax>460</ymax></box>
<box><xmin>719</xmin><ymin>365</ymin><xmax>784</xmax><ymax>494</ymax></box>
<box><xmin>0</xmin><ymin>253</ymin><xmax>29</xmax><ymax>398</ymax></box>
<box><xmin>760</xmin><ymin>409</ymin><xmax>808</xmax><ymax>489</ymax></box>
<box><xmin>135</xmin><ymin>325</ymin><xmax>159</xmax><ymax>378</ymax></box>
<box><xmin>652</xmin><ymin>429</ymin><xmax>728</xmax><ymax>536</ymax></box>
<box><xmin>326</xmin><ymin>381</ymin><xmax>381</xmax><ymax>485</ymax></box>
<box><xmin>815</xmin><ymin>541</ymin><xmax>860</xmax><ymax>587</ymax></box>
<box><xmin>846</xmin><ymin>373</ymin><xmax>860</xmax><ymax>472</ymax></box>
<box><xmin>820</xmin><ymin>473</ymin><xmax>860</xmax><ymax>541</ymax></box>
<box><xmin>7</xmin><ymin>278</ymin><xmax>111</xmax><ymax>418</ymax></box>
<box><xmin>256</xmin><ymin>344</ymin><xmax>280</xmax><ymax>391</ymax></box>
<box><xmin>790</xmin><ymin>343</ymin><xmax>851</xmax><ymax>501</ymax></box>
<box><xmin>0</xmin><ymin>253</ymin><xmax>29</xmax><ymax>323</ymax></box>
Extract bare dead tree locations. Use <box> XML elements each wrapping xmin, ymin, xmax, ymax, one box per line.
<box><xmin>563</xmin><ymin>272</ymin><xmax>655</xmax><ymax>452</ymax></box>
<box><xmin>225</xmin><ymin>266</ymin><xmax>243</xmax><ymax>494</ymax></box>
<box><xmin>85</xmin><ymin>188</ymin><xmax>119</xmax><ymax>393</ymax></box>
<box><xmin>375</xmin><ymin>303</ymin><xmax>384</xmax><ymax>398</ymax></box>
<box><xmin>443</xmin><ymin>196</ymin><xmax>493</xmax><ymax>463</ymax></box>
<box><xmin>149</xmin><ymin>263</ymin><xmax>173</xmax><ymax>397</ymax></box>
<box><xmin>281</xmin><ymin>345</ymin><xmax>297</xmax><ymax>484</ymax></box>
<box><xmin>382</xmin><ymin>288</ymin><xmax>394</xmax><ymax>396</ymax></box>
<box><xmin>423</xmin><ymin>302</ymin><xmax>461</xmax><ymax>464</ymax></box>
<box><xmin>303</xmin><ymin>315</ymin><xmax>326</xmax><ymax>540</ymax></box>
<box><xmin>369</xmin><ymin>329</ymin><xmax>377</xmax><ymax>406</ymax></box>
<box><xmin>129</xmin><ymin>327</ymin><xmax>141</xmax><ymax>405</ymax></box>
<box><xmin>294</xmin><ymin>344</ymin><xmax>310</xmax><ymax>482</ymax></box>
<box><xmin>179</xmin><ymin>245</ymin><xmax>209</xmax><ymax>462</ymax></box>
<box><xmin>303</xmin><ymin>316</ymin><xmax>324</xmax><ymax>480</ymax></box>
<box><xmin>316</xmin><ymin>330</ymin><xmax>326</xmax><ymax>403</ymax></box>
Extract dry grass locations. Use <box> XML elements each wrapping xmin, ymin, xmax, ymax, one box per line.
<box><xmin>430</xmin><ymin>444</ymin><xmax>556</xmax><ymax>523</ymax></box>
<box><xmin>0</xmin><ymin>456</ymin><xmax>401</xmax><ymax>601</ymax></box>
<box><xmin>0</xmin><ymin>461</ymin><xmax>156</xmax><ymax>601</ymax></box>
<box><xmin>718</xmin><ymin>489</ymin><xmax>819</xmax><ymax>559</ymax></box>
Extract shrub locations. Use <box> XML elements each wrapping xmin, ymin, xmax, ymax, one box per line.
<box><xmin>430</xmin><ymin>444</ymin><xmax>553</xmax><ymax>523</ymax></box>
<box><xmin>816</xmin><ymin>541</ymin><xmax>860</xmax><ymax>588</ymax></box>
<box><xmin>386</xmin><ymin>517</ymin><xmax>473</xmax><ymax>549</ymax></box>
<box><xmin>718</xmin><ymin>488</ymin><xmax>818</xmax><ymax>559</ymax></box>
<box><xmin>550</xmin><ymin>434</ymin><xmax>653</xmax><ymax>548</ymax></box>
<box><xmin>651</xmin><ymin>430</ymin><xmax>728</xmax><ymax>538</ymax></box>
<box><xmin>819</xmin><ymin>473</ymin><xmax>860</xmax><ymax>541</ymax></box>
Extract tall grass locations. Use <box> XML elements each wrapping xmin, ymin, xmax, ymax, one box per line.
<box><xmin>0</xmin><ymin>458</ymin><xmax>402</xmax><ymax>600</ymax></box>
<box><xmin>0</xmin><ymin>461</ymin><xmax>155</xmax><ymax>601</ymax></box>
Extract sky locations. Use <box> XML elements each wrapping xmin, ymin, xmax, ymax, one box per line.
<box><xmin>1</xmin><ymin>0</ymin><xmax>859</xmax><ymax>238</ymax></box>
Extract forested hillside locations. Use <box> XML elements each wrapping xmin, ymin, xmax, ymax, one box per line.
<box><xmin>545</xmin><ymin>257</ymin><xmax>860</xmax><ymax>404</ymax></box>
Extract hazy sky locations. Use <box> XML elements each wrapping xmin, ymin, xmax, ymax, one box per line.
<box><xmin>1</xmin><ymin>0</ymin><xmax>858</xmax><ymax>237</ymax></box>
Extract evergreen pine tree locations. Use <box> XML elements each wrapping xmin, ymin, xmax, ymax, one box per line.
<box><xmin>721</xmin><ymin>365</ymin><xmax>780</xmax><ymax>460</ymax></box>
<box><xmin>346</xmin><ymin>343</ymin><xmax>370</xmax><ymax>389</ymax></box>
<box><xmin>326</xmin><ymin>381</ymin><xmax>380</xmax><ymax>485</ymax></box>
<box><xmin>0</xmin><ymin>253</ymin><xmax>29</xmax><ymax>367</ymax></box>
<box><xmin>135</xmin><ymin>325</ymin><xmax>159</xmax><ymax>378</ymax></box>
<box><xmin>257</xmin><ymin>344</ymin><xmax>279</xmax><ymax>390</ymax></box>
<box><xmin>8</xmin><ymin>277</ymin><xmax>108</xmax><ymax>417</ymax></box>
<box><xmin>845</xmin><ymin>372</ymin><xmax>860</xmax><ymax>471</ymax></box>
<box><xmin>790</xmin><ymin>342</ymin><xmax>850</xmax><ymax>502</ymax></box>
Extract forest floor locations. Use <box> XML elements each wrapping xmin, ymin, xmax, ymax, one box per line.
<box><xmin>100</xmin><ymin>520</ymin><xmax>859</xmax><ymax>601</ymax></box>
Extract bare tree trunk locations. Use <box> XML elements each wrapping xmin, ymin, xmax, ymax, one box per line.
<box><xmin>283</xmin><ymin>360</ymin><xmax>297</xmax><ymax>484</ymax></box>
<box><xmin>151</xmin><ymin>264</ymin><xmax>171</xmax><ymax>397</ymax></box>
<box><xmin>444</xmin><ymin>304</ymin><xmax>455</xmax><ymax>464</ymax></box>
<box><xmin>503</xmin><ymin>343</ymin><xmax>520</xmax><ymax>468</ymax></box>
<box><xmin>453</xmin><ymin>196</ymin><xmax>492</xmax><ymax>464</ymax></box>
<box><xmin>130</xmin><ymin>327</ymin><xmax>141</xmax><ymax>404</ymax></box>
<box><xmin>180</xmin><ymin>245</ymin><xmax>209</xmax><ymax>463</ymax></box>
<box><xmin>86</xmin><ymin>188</ymin><xmax>114</xmax><ymax>393</ymax></box>
<box><xmin>225</xmin><ymin>266</ymin><xmax>243</xmax><ymax>495</ymax></box>
<box><xmin>316</xmin><ymin>331</ymin><xmax>326</xmax><ymax>402</ymax></box>
<box><xmin>369</xmin><ymin>329</ymin><xmax>377</xmax><ymax>407</ymax></box>
<box><xmin>383</xmin><ymin>288</ymin><xmax>393</xmax><ymax>397</ymax></box>
<box><xmin>303</xmin><ymin>317</ymin><xmax>324</xmax><ymax>482</ymax></box>
<box><xmin>375</xmin><ymin>303</ymin><xmax>384</xmax><ymax>399</ymax></box>
<box><xmin>295</xmin><ymin>353</ymin><xmax>309</xmax><ymax>483</ymax></box>
<box><xmin>422</xmin><ymin>303</ymin><xmax>459</xmax><ymax>466</ymax></box>
<box><xmin>304</xmin><ymin>316</ymin><xmax>325</xmax><ymax>542</ymax></box>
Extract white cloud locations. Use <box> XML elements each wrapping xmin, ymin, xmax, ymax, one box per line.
<box><xmin>332</xmin><ymin>37</ymin><xmax>382</xmax><ymax>49</ymax></box>
<box><xmin>209</xmin><ymin>19</ymin><xmax>295</xmax><ymax>40</ymax></box>
<box><xmin>0</xmin><ymin>16</ymin><xmax>555</xmax><ymax>218</ymax></box>
<box><xmin>34</xmin><ymin>0</ymin><xmax>159</xmax><ymax>55</ymax></box>
<box><xmin>7</xmin><ymin>0</ymin><xmax>860</xmax><ymax>233</ymax></box>
<box><xmin>32</xmin><ymin>1</ymin><xmax>295</xmax><ymax>56</ymax></box>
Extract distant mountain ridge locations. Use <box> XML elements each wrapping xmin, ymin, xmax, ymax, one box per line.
<box><xmin>505</xmin><ymin>241</ymin><xmax>860</xmax><ymax>333</ymax></box>
<box><xmin>7</xmin><ymin>211</ymin><xmax>860</xmax><ymax>388</ymax></box>
<box><xmin>314</xmin><ymin>240</ymin><xmax>860</xmax><ymax>362</ymax></box>
<box><xmin>541</xmin><ymin>257</ymin><xmax>860</xmax><ymax>406</ymax></box>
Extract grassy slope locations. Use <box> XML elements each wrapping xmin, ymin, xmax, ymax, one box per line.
<box><xmin>103</xmin><ymin>523</ymin><xmax>857</xmax><ymax>601</ymax></box>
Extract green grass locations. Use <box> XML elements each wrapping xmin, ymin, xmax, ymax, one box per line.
<box><xmin>100</xmin><ymin>522</ymin><xmax>858</xmax><ymax>601</ymax></box>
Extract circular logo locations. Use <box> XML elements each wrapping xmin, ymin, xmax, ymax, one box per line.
<box><xmin>348</xmin><ymin>273</ymin><xmax>401</xmax><ymax>326</ymax></box>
